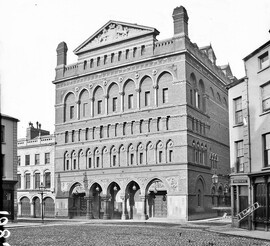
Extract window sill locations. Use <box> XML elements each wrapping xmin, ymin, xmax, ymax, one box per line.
<box><xmin>233</xmin><ymin>123</ymin><xmax>244</xmax><ymax>128</ymax></box>
<box><xmin>258</xmin><ymin>65</ymin><xmax>270</xmax><ymax>74</ymax></box>
<box><xmin>262</xmin><ymin>166</ymin><xmax>270</xmax><ymax>171</ymax></box>
<box><xmin>259</xmin><ymin>110</ymin><xmax>270</xmax><ymax>117</ymax></box>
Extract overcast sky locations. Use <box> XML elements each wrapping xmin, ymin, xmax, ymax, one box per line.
<box><xmin>1</xmin><ymin>0</ymin><xmax>269</xmax><ymax>138</ymax></box>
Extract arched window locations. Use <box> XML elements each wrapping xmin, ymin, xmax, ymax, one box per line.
<box><xmin>125</xmin><ymin>49</ymin><xmax>129</xmax><ymax>59</ymax></box>
<box><xmin>97</xmin><ymin>57</ymin><xmax>100</xmax><ymax>66</ymax></box>
<box><xmin>100</xmin><ymin>125</ymin><xmax>103</xmax><ymax>139</ymax></box>
<box><xmin>137</xmin><ymin>143</ymin><xmax>144</xmax><ymax>165</ymax></box>
<box><xmin>108</xmin><ymin>83</ymin><xmax>119</xmax><ymax>114</ymax></box>
<box><xmin>93</xmin><ymin>86</ymin><xmax>104</xmax><ymax>116</ymax></box>
<box><xmin>65</xmin><ymin>131</ymin><xmax>69</xmax><ymax>143</ymax></box>
<box><xmin>83</xmin><ymin>60</ymin><xmax>87</xmax><ymax>70</ymax></box>
<box><xmin>157</xmin><ymin>72</ymin><xmax>172</xmax><ymax>106</ymax></box>
<box><xmin>78</xmin><ymin>129</ymin><xmax>81</xmax><ymax>141</ymax></box>
<box><xmin>166</xmin><ymin>140</ymin><xmax>174</xmax><ymax>163</ymax></box>
<box><xmin>128</xmin><ymin>144</ymin><xmax>135</xmax><ymax>166</ymax></box>
<box><xmin>85</xmin><ymin>128</ymin><xmax>89</xmax><ymax>140</ymax></box>
<box><xmin>64</xmin><ymin>152</ymin><xmax>69</xmax><ymax>171</ymax></box>
<box><xmin>86</xmin><ymin>149</ymin><xmax>93</xmax><ymax>169</ymax></box>
<box><xmin>71</xmin><ymin>130</ymin><xmax>75</xmax><ymax>142</ymax></box>
<box><xmin>111</xmin><ymin>53</ymin><xmax>115</xmax><ymax>63</ymax></box>
<box><xmin>118</xmin><ymin>51</ymin><xmax>122</xmax><ymax>61</ymax></box>
<box><xmin>94</xmin><ymin>148</ymin><xmax>101</xmax><ymax>168</ymax></box>
<box><xmin>79</xmin><ymin>89</ymin><xmax>90</xmax><ymax>118</ymax></box>
<box><xmin>107</xmin><ymin>124</ymin><xmax>110</xmax><ymax>138</ymax></box>
<box><xmin>64</xmin><ymin>92</ymin><xmax>76</xmax><ymax>122</ymax></box>
<box><xmin>166</xmin><ymin>116</ymin><xmax>170</xmax><ymax>130</ymax></box>
<box><xmin>71</xmin><ymin>151</ymin><xmax>76</xmax><ymax>170</ymax></box>
<box><xmin>141</xmin><ymin>45</ymin><xmax>145</xmax><ymax>56</ymax></box>
<box><xmin>115</xmin><ymin>123</ymin><xmax>118</xmax><ymax>137</ymax></box>
<box><xmin>111</xmin><ymin>146</ymin><xmax>118</xmax><ymax>167</ymax></box>
<box><xmin>104</xmin><ymin>55</ymin><xmax>107</xmax><ymax>65</ymax></box>
<box><xmin>133</xmin><ymin>47</ymin><xmax>137</xmax><ymax>58</ymax></box>
<box><xmin>157</xmin><ymin>141</ymin><xmax>164</xmax><ymax>164</ymax></box>
<box><xmin>123</xmin><ymin>79</ymin><xmax>135</xmax><ymax>111</ymax></box>
<box><xmin>123</xmin><ymin>122</ymin><xmax>126</xmax><ymax>136</ymax></box>
<box><xmin>140</xmin><ymin>76</ymin><xmax>153</xmax><ymax>108</ymax></box>
<box><xmin>190</xmin><ymin>73</ymin><xmax>197</xmax><ymax>106</ymax></box>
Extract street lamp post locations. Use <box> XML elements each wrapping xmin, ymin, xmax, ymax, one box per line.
<box><xmin>39</xmin><ymin>182</ymin><xmax>46</xmax><ymax>223</ymax></box>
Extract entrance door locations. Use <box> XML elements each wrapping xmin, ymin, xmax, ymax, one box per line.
<box><xmin>44</xmin><ymin>197</ymin><xmax>55</xmax><ymax>217</ymax></box>
<box><xmin>148</xmin><ymin>191</ymin><xmax>167</xmax><ymax>218</ymax></box>
<box><xmin>34</xmin><ymin>197</ymin><xmax>41</xmax><ymax>218</ymax></box>
<box><xmin>21</xmin><ymin>197</ymin><xmax>31</xmax><ymax>217</ymax></box>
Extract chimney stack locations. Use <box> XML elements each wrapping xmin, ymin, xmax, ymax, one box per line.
<box><xmin>172</xmin><ymin>6</ymin><xmax>189</xmax><ymax>37</ymax></box>
<box><xmin>56</xmin><ymin>42</ymin><xmax>68</xmax><ymax>66</ymax></box>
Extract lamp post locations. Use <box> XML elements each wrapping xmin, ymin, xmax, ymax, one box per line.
<box><xmin>39</xmin><ymin>182</ymin><xmax>46</xmax><ymax>223</ymax></box>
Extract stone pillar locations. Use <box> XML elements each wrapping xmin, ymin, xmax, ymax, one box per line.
<box><xmin>76</xmin><ymin>100</ymin><xmax>80</xmax><ymax>120</ymax></box>
<box><xmin>17</xmin><ymin>202</ymin><xmax>22</xmax><ymax>217</ymax></box>
<box><xmin>104</xmin><ymin>94</ymin><xmax>109</xmax><ymax>115</ymax></box>
<box><xmin>102</xmin><ymin>196</ymin><xmax>110</xmax><ymax>220</ymax></box>
<box><xmin>135</xmin><ymin>88</ymin><xmax>140</xmax><ymax>110</ymax></box>
<box><xmin>119</xmin><ymin>92</ymin><xmax>124</xmax><ymax>112</ymax></box>
<box><xmin>140</xmin><ymin>195</ymin><xmax>147</xmax><ymax>220</ymax></box>
<box><xmin>121</xmin><ymin>195</ymin><xmax>128</xmax><ymax>220</ymax></box>
<box><xmin>85</xmin><ymin>196</ymin><xmax>94</xmax><ymax>219</ymax></box>
<box><xmin>153</xmin><ymin>85</ymin><xmax>158</xmax><ymax>107</ymax></box>
<box><xmin>30</xmin><ymin>202</ymin><xmax>34</xmax><ymax>218</ymax></box>
<box><xmin>90</xmin><ymin>97</ymin><xmax>94</xmax><ymax>117</ymax></box>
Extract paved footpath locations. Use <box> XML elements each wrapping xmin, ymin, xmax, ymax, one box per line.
<box><xmin>5</xmin><ymin>217</ymin><xmax>270</xmax><ymax>242</ymax></box>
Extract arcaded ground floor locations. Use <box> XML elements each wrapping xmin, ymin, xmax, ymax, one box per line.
<box><xmin>55</xmin><ymin>169</ymin><xmax>230</xmax><ymax>221</ymax></box>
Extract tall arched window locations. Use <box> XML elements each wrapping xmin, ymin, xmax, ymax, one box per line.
<box><xmin>140</xmin><ymin>76</ymin><xmax>153</xmax><ymax>108</ymax></box>
<box><xmin>64</xmin><ymin>152</ymin><xmax>69</xmax><ymax>170</ymax></box>
<box><xmin>79</xmin><ymin>89</ymin><xmax>90</xmax><ymax>118</ymax></box>
<box><xmin>65</xmin><ymin>131</ymin><xmax>69</xmax><ymax>143</ymax></box>
<box><xmin>86</xmin><ymin>149</ymin><xmax>93</xmax><ymax>169</ymax></box>
<box><xmin>111</xmin><ymin>146</ymin><xmax>118</xmax><ymax>167</ymax></box>
<box><xmin>157</xmin><ymin>72</ymin><xmax>172</xmax><ymax>106</ymax></box>
<box><xmin>123</xmin><ymin>79</ymin><xmax>136</xmax><ymax>111</ymax></box>
<box><xmin>166</xmin><ymin>140</ymin><xmax>174</xmax><ymax>163</ymax></box>
<box><xmin>94</xmin><ymin>148</ymin><xmax>101</xmax><ymax>168</ymax></box>
<box><xmin>128</xmin><ymin>144</ymin><xmax>135</xmax><ymax>166</ymax></box>
<box><xmin>108</xmin><ymin>83</ymin><xmax>119</xmax><ymax>114</ymax></box>
<box><xmin>137</xmin><ymin>143</ymin><xmax>144</xmax><ymax>165</ymax></box>
<box><xmin>64</xmin><ymin>92</ymin><xmax>76</xmax><ymax>122</ymax></box>
<box><xmin>156</xmin><ymin>141</ymin><xmax>164</xmax><ymax>164</ymax></box>
<box><xmin>93</xmin><ymin>86</ymin><xmax>104</xmax><ymax>116</ymax></box>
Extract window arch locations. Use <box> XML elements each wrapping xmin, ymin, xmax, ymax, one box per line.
<box><xmin>146</xmin><ymin>142</ymin><xmax>155</xmax><ymax>165</ymax></box>
<box><xmin>93</xmin><ymin>86</ymin><xmax>104</xmax><ymax>116</ymax></box>
<box><xmin>71</xmin><ymin>151</ymin><xmax>77</xmax><ymax>170</ymax></box>
<box><xmin>86</xmin><ymin>149</ymin><xmax>93</xmax><ymax>169</ymax></box>
<box><xmin>137</xmin><ymin>143</ymin><xmax>144</xmax><ymax>165</ymax></box>
<box><xmin>64</xmin><ymin>152</ymin><xmax>69</xmax><ymax>171</ymax></box>
<box><xmin>64</xmin><ymin>92</ymin><xmax>76</xmax><ymax>122</ymax></box>
<box><xmin>79</xmin><ymin>89</ymin><xmax>90</xmax><ymax>118</ymax></box>
<box><xmin>123</xmin><ymin>79</ymin><xmax>136</xmax><ymax>111</ymax></box>
<box><xmin>128</xmin><ymin>144</ymin><xmax>135</xmax><ymax>166</ymax></box>
<box><xmin>108</xmin><ymin>83</ymin><xmax>120</xmax><ymax>114</ymax></box>
<box><xmin>94</xmin><ymin>148</ymin><xmax>101</xmax><ymax>168</ymax></box>
<box><xmin>196</xmin><ymin>177</ymin><xmax>205</xmax><ymax>208</ymax></box>
<box><xmin>156</xmin><ymin>140</ymin><xmax>164</xmax><ymax>164</ymax></box>
<box><xmin>198</xmin><ymin>80</ymin><xmax>205</xmax><ymax>111</ymax></box>
<box><xmin>110</xmin><ymin>146</ymin><xmax>118</xmax><ymax>167</ymax></box>
<box><xmin>157</xmin><ymin>72</ymin><xmax>172</xmax><ymax>106</ymax></box>
<box><xmin>140</xmin><ymin>76</ymin><xmax>153</xmax><ymax>108</ymax></box>
<box><xmin>190</xmin><ymin>73</ymin><xmax>197</xmax><ymax>106</ymax></box>
<box><xmin>65</xmin><ymin>131</ymin><xmax>69</xmax><ymax>143</ymax></box>
<box><xmin>166</xmin><ymin>140</ymin><xmax>174</xmax><ymax>163</ymax></box>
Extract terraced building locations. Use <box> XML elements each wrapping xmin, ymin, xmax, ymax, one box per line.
<box><xmin>53</xmin><ymin>6</ymin><xmax>232</xmax><ymax>220</ymax></box>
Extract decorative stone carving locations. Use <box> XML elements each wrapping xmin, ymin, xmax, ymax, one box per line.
<box><xmin>166</xmin><ymin>176</ymin><xmax>178</xmax><ymax>192</ymax></box>
<box><xmin>75</xmin><ymin>87</ymin><xmax>79</xmax><ymax>92</ymax></box>
<box><xmin>89</xmin><ymin>83</ymin><xmax>93</xmax><ymax>89</ymax></box>
<box><xmin>61</xmin><ymin>182</ymin><xmax>69</xmax><ymax>192</ymax></box>
<box><xmin>103</xmin><ymin>80</ymin><xmax>108</xmax><ymax>86</ymax></box>
<box><xmin>119</xmin><ymin>77</ymin><xmax>123</xmax><ymax>83</ymax></box>
<box><xmin>135</xmin><ymin>73</ymin><xmax>140</xmax><ymax>79</ymax></box>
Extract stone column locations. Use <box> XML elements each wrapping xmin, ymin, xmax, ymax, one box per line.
<box><xmin>85</xmin><ymin>196</ymin><xmax>94</xmax><ymax>219</ymax></box>
<box><xmin>120</xmin><ymin>195</ymin><xmax>128</xmax><ymax>220</ymax></box>
<box><xmin>135</xmin><ymin>88</ymin><xmax>141</xmax><ymax>110</ymax></box>
<box><xmin>153</xmin><ymin>85</ymin><xmax>158</xmax><ymax>107</ymax></box>
<box><xmin>140</xmin><ymin>195</ymin><xmax>147</xmax><ymax>220</ymax></box>
<box><xmin>17</xmin><ymin>202</ymin><xmax>22</xmax><ymax>217</ymax></box>
<box><xmin>30</xmin><ymin>202</ymin><xmax>34</xmax><ymax>218</ymax></box>
<box><xmin>104</xmin><ymin>94</ymin><xmax>109</xmax><ymax>115</ymax></box>
<box><xmin>90</xmin><ymin>97</ymin><xmax>94</xmax><ymax>117</ymax></box>
<box><xmin>119</xmin><ymin>91</ymin><xmax>124</xmax><ymax>112</ymax></box>
<box><xmin>76</xmin><ymin>100</ymin><xmax>80</xmax><ymax>120</ymax></box>
<box><xmin>102</xmin><ymin>196</ymin><xmax>110</xmax><ymax>220</ymax></box>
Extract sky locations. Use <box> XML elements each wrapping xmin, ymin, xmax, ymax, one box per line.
<box><xmin>0</xmin><ymin>0</ymin><xmax>269</xmax><ymax>138</ymax></box>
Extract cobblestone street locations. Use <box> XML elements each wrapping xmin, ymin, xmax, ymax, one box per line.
<box><xmin>7</xmin><ymin>221</ymin><xmax>270</xmax><ymax>246</ymax></box>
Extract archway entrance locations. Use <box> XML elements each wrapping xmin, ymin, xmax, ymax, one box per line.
<box><xmin>21</xmin><ymin>197</ymin><xmax>30</xmax><ymax>217</ymax></box>
<box><xmin>44</xmin><ymin>197</ymin><xmax>55</xmax><ymax>217</ymax></box>
<box><xmin>147</xmin><ymin>180</ymin><xmax>167</xmax><ymax>218</ymax></box>
<box><xmin>69</xmin><ymin>184</ymin><xmax>86</xmax><ymax>218</ymax></box>
<box><xmin>126</xmin><ymin>181</ymin><xmax>141</xmax><ymax>219</ymax></box>
<box><xmin>108</xmin><ymin>182</ymin><xmax>121</xmax><ymax>219</ymax></box>
<box><xmin>33</xmin><ymin>197</ymin><xmax>41</xmax><ymax>218</ymax></box>
<box><xmin>91</xmin><ymin>183</ymin><xmax>103</xmax><ymax>219</ymax></box>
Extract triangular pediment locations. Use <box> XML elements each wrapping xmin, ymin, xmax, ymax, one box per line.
<box><xmin>74</xmin><ymin>20</ymin><xmax>159</xmax><ymax>54</ymax></box>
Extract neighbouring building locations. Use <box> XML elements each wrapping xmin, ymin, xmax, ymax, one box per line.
<box><xmin>1</xmin><ymin>114</ymin><xmax>19</xmax><ymax>221</ymax></box>
<box><xmin>229</xmin><ymin>38</ymin><xmax>270</xmax><ymax>230</ymax></box>
<box><xmin>53</xmin><ymin>6</ymin><xmax>232</xmax><ymax>221</ymax></box>
<box><xmin>17</xmin><ymin>122</ymin><xmax>56</xmax><ymax>218</ymax></box>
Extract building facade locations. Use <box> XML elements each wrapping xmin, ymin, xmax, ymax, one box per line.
<box><xmin>17</xmin><ymin>122</ymin><xmax>56</xmax><ymax>218</ymax></box>
<box><xmin>229</xmin><ymin>39</ymin><xmax>270</xmax><ymax>230</ymax></box>
<box><xmin>1</xmin><ymin>114</ymin><xmax>19</xmax><ymax>221</ymax></box>
<box><xmin>53</xmin><ymin>6</ymin><xmax>232</xmax><ymax>221</ymax></box>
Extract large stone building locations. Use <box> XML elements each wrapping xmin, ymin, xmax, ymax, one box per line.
<box><xmin>53</xmin><ymin>6</ymin><xmax>232</xmax><ymax>221</ymax></box>
<box><xmin>1</xmin><ymin>114</ymin><xmax>19</xmax><ymax>221</ymax></box>
<box><xmin>17</xmin><ymin>122</ymin><xmax>56</xmax><ymax>218</ymax></box>
<box><xmin>229</xmin><ymin>38</ymin><xmax>270</xmax><ymax>230</ymax></box>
